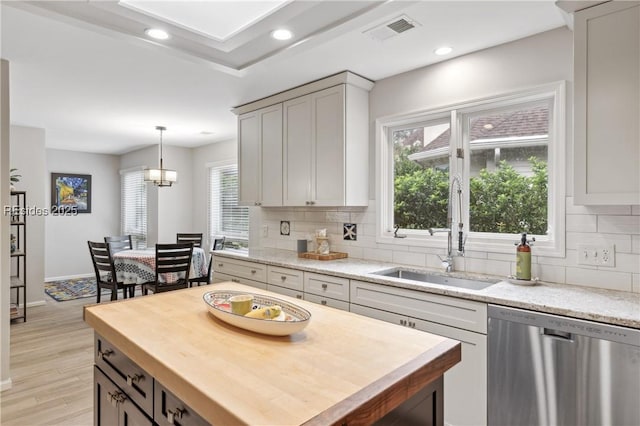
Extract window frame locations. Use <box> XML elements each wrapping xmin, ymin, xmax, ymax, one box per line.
<box><xmin>376</xmin><ymin>81</ymin><xmax>566</xmax><ymax>257</ymax></box>
<box><xmin>207</xmin><ymin>160</ymin><xmax>249</xmax><ymax>249</ymax></box>
<box><xmin>120</xmin><ymin>166</ymin><xmax>147</xmax><ymax>249</ymax></box>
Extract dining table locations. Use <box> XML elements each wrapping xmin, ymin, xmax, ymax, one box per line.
<box><xmin>112</xmin><ymin>247</ymin><xmax>208</xmax><ymax>284</ymax></box>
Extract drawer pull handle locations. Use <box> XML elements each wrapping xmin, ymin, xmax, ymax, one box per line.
<box><xmin>400</xmin><ymin>319</ymin><xmax>406</xmax><ymax>326</ymax></box>
<box><xmin>231</xmin><ymin>278</ymin><xmax>240</xmax><ymax>283</ymax></box>
<box><xmin>281</xmin><ymin>276</ymin><xmax>286</xmax><ymax>281</ymax></box>
<box><xmin>296</xmin><ymin>294</ymin><xmax>302</xmax><ymax>299</ymax></box>
<box><xmin>98</xmin><ymin>348</ymin><xmax>114</xmax><ymax>359</ymax></box>
<box><xmin>218</xmin><ymin>263</ymin><xmax>223</xmax><ymax>267</ymax></box>
<box><xmin>107</xmin><ymin>391</ymin><xmax>126</xmax><ymax>407</ymax></box>
<box><xmin>321</xmin><ymin>300</ymin><xmax>327</xmax><ymax>305</ymax></box>
<box><xmin>126</xmin><ymin>373</ymin><xmax>144</xmax><ymax>386</ymax></box>
<box><xmin>251</xmin><ymin>270</ymin><xmax>256</xmax><ymax>274</ymax></box>
<box><xmin>167</xmin><ymin>407</ymin><xmax>186</xmax><ymax>424</ymax></box>
<box><xmin>321</xmin><ymin>284</ymin><xmax>327</xmax><ymax>290</ymax></box>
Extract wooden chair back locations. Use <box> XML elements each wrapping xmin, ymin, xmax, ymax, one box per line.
<box><xmin>104</xmin><ymin>235</ymin><xmax>133</xmax><ymax>253</ymax></box>
<box><xmin>176</xmin><ymin>233</ymin><xmax>203</xmax><ymax>248</ymax></box>
<box><xmin>152</xmin><ymin>243</ymin><xmax>194</xmax><ymax>292</ymax></box>
<box><xmin>88</xmin><ymin>241</ymin><xmax>126</xmax><ymax>302</ymax></box>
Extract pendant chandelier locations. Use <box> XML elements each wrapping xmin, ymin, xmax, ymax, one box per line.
<box><xmin>144</xmin><ymin>125</ymin><xmax>177</xmax><ymax>187</ymax></box>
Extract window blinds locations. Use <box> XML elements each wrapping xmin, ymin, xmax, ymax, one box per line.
<box><xmin>121</xmin><ymin>169</ymin><xmax>147</xmax><ymax>248</ymax></box>
<box><xmin>208</xmin><ymin>164</ymin><xmax>248</xmax><ymax>245</ymax></box>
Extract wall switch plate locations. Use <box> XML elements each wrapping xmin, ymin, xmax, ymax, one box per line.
<box><xmin>577</xmin><ymin>244</ymin><xmax>615</xmax><ymax>267</ymax></box>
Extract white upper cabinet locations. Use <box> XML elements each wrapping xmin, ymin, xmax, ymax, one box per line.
<box><xmin>574</xmin><ymin>1</ymin><xmax>640</xmax><ymax>205</ymax></box>
<box><xmin>284</xmin><ymin>84</ymin><xmax>370</xmax><ymax>206</ymax></box>
<box><xmin>234</xmin><ymin>71</ymin><xmax>373</xmax><ymax>208</ymax></box>
<box><xmin>238</xmin><ymin>104</ymin><xmax>283</xmax><ymax>206</ymax></box>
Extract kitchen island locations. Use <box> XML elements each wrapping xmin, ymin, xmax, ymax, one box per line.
<box><xmin>84</xmin><ymin>283</ymin><xmax>460</xmax><ymax>425</ymax></box>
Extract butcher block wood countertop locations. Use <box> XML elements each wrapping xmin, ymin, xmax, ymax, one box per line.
<box><xmin>84</xmin><ymin>282</ymin><xmax>461</xmax><ymax>425</ymax></box>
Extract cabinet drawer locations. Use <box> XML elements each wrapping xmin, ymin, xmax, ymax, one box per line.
<box><xmin>95</xmin><ymin>334</ymin><xmax>153</xmax><ymax>416</ymax></box>
<box><xmin>351</xmin><ymin>280</ymin><xmax>487</xmax><ymax>333</ymax></box>
<box><xmin>154</xmin><ymin>380</ymin><xmax>209</xmax><ymax>426</ymax></box>
<box><xmin>213</xmin><ymin>272</ymin><xmax>266</xmax><ymax>290</ymax></box>
<box><xmin>304</xmin><ymin>293</ymin><xmax>349</xmax><ymax>311</ymax></box>
<box><xmin>267</xmin><ymin>266</ymin><xmax>303</xmax><ymax>291</ymax></box>
<box><xmin>267</xmin><ymin>284</ymin><xmax>304</xmax><ymax>301</ymax></box>
<box><xmin>212</xmin><ymin>257</ymin><xmax>266</xmax><ymax>282</ymax></box>
<box><xmin>304</xmin><ymin>273</ymin><xmax>349</xmax><ymax>302</ymax></box>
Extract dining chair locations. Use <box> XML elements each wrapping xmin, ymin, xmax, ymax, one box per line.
<box><xmin>88</xmin><ymin>241</ymin><xmax>136</xmax><ymax>302</ymax></box>
<box><xmin>104</xmin><ymin>235</ymin><xmax>133</xmax><ymax>253</ymax></box>
<box><xmin>189</xmin><ymin>253</ymin><xmax>212</xmax><ymax>287</ymax></box>
<box><xmin>143</xmin><ymin>243</ymin><xmax>194</xmax><ymax>295</ymax></box>
<box><xmin>176</xmin><ymin>233</ymin><xmax>203</xmax><ymax>248</ymax></box>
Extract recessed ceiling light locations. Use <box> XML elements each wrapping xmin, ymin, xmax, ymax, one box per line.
<box><xmin>271</xmin><ymin>29</ymin><xmax>292</xmax><ymax>41</ymax></box>
<box><xmin>145</xmin><ymin>28</ymin><xmax>170</xmax><ymax>40</ymax></box>
<box><xmin>434</xmin><ymin>46</ymin><xmax>453</xmax><ymax>56</ymax></box>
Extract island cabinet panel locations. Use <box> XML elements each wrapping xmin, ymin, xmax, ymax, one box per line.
<box><xmin>574</xmin><ymin>1</ymin><xmax>640</xmax><ymax>204</ymax></box>
<box><xmin>213</xmin><ymin>256</ymin><xmax>267</xmax><ymax>283</ymax></box>
<box><xmin>94</xmin><ymin>367</ymin><xmax>152</xmax><ymax>426</ymax></box>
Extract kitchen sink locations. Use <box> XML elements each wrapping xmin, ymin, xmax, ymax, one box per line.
<box><xmin>371</xmin><ymin>268</ymin><xmax>499</xmax><ymax>290</ymax></box>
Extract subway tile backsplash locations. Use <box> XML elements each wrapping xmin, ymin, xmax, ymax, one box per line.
<box><xmin>254</xmin><ymin>197</ymin><xmax>640</xmax><ymax>293</ymax></box>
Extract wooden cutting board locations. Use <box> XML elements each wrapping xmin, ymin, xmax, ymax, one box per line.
<box><xmin>297</xmin><ymin>251</ymin><xmax>348</xmax><ymax>260</ymax></box>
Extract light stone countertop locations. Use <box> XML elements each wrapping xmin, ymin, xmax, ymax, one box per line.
<box><xmin>213</xmin><ymin>248</ymin><xmax>640</xmax><ymax>329</ymax></box>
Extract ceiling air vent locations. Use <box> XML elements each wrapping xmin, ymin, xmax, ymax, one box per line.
<box><xmin>364</xmin><ymin>15</ymin><xmax>420</xmax><ymax>42</ymax></box>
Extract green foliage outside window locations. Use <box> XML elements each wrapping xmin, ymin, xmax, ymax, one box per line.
<box><xmin>394</xmin><ymin>155</ymin><xmax>548</xmax><ymax>235</ymax></box>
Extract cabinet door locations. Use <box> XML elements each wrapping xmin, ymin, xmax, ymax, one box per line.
<box><xmin>574</xmin><ymin>2</ymin><xmax>640</xmax><ymax>204</ymax></box>
<box><xmin>154</xmin><ymin>381</ymin><xmax>209</xmax><ymax>426</ymax></box>
<box><xmin>304</xmin><ymin>272</ymin><xmax>349</xmax><ymax>301</ymax></box>
<box><xmin>312</xmin><ymin>85</ymin><xmax>346</xmax><ymax>206</ymax></box>
<box><xmin>95</xmin><ymin>366</ymin><xmax>121</xmax><ymax>426</ymax></box>
<box><xmin>283</xmin><ymin>95</ymin><xmax>313</xmax><ymax>205</ymax></box>
<box><xmin>260</xmin><ymin>104</ymin><xmax>283</xmax><ymax>206</ymax></box>
<box><xmin>267</xmin><ymin>284</ymin><xmax>304</xmax><ymax>300</ymax></box>
<box><xmin>238</xmin><ymin>111</ymin><xmax>260</xmax><ymax>205</ymax></box>
<box><xmin>412</xmin><ymin>318</ymin><xmax>487</xmax><ymax>426</ymax></box>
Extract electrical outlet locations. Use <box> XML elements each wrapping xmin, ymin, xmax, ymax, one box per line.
<box><xmin>261</xmin><ymin>225</ymin><xmax>268</xmax><ymax>238</ymax></box>
<box><xmin>577</xmin><ymin>244</ymin><xmax>615</xmax><ymax>267</ymax></box>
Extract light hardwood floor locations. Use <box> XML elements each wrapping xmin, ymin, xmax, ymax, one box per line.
<box><xmin>1</xmin><ymin>296</ymin><xmax>95</xmax><ymax>425</ymax></box>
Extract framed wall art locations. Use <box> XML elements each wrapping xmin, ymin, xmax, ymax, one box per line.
<box><xmin>51</xmin><ymin>173</ymin><xmax>92</xmax><ymax>214</ymax></box>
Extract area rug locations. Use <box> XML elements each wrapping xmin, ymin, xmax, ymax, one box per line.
<box><xmin>44</xmin><ymin>277</ymin><xmax>109</xmax><ymax>302</ymax></box>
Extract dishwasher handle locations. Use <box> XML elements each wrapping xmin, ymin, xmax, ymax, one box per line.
<box><xmin>542</xmin><ymin>328</ymin><xmax>573</xmax><ymax>341</ymax></box>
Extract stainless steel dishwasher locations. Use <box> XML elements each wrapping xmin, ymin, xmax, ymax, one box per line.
<box><xmin>488</xmin><ymin>305</ymin><xmax>640</xmax><ymax>426</ymax></box>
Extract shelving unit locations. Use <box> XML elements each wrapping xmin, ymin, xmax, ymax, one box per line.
<box><xmin>10</xmin><ymin>191</ymin><xmax>26</xmax><ymax>322</ymax></box>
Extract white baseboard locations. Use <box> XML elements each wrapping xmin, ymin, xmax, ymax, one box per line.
<box><xmin>27</xmin><ymin>300</ymin><xmax>46</xmax><ymax>308</ymax></box>
<box><xmin>0</xmin><ymin>378</ymin><xmax>13</xmax><ymax>392</ymax></box>
<box><xmin>45</xmin><ymin>273</ymin><xmax>93</xmax><ymax>282</ymax></box>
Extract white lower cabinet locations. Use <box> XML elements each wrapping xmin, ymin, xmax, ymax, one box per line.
<box><xmin>303</xmin><ymin>292</ymin><xmax>349</xmax><ymax>311</ymax></box>
<box><xmin>266</xmin><ymin>284</ymin><xmax>304</xmax><ymax>300</ymax></box>
<box><xmin>350</xmin><ymin>280</ymin><xmax>487</xmax><ymax>426</ymax></box>
<box><xmin>212</xmin><ymin>272</ymin><xmax>267</xmax><ymax>290</ymax></box>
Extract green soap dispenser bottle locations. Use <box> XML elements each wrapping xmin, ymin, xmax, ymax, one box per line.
<box><xmin>516</xmin><ymin>233</ymin><xmax>531</xmax><ymax>280</ymax></box>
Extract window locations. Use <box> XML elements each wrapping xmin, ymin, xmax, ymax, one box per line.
<box><xmin>208</xmin><ymin>162</ymin><xmax>249</xmax><ymax>248</ymax></box>
<box><xmin>378</xmin><ymin>82</ymin><xmax>565</xmax><ymax>256</ymax></box>
<box><xmin>120</xmin><ymin>168</ymin><xmax>147</xmax><ymax>248</ymax></box>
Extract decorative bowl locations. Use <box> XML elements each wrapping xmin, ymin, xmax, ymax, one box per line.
<box><xmin>203</xmin><ymin>290</ymin><xmax>311</xmax><ymax>336</ymax></box>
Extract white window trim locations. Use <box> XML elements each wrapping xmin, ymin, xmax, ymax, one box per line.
<box><xmin>375</xmin><ymin>81</ymin><xmax>566</xmax><ymax>258</ymax></box>
<box><xmin>206</xmin><ymin>160</ymin><xmax>249</xmax><ymax>246</ymax></box>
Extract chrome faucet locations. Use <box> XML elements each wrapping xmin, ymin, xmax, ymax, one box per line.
<box><xmin>429</xmin><ymin>175</ymin><xmax>465</xmax><ymax>272</ymax></box>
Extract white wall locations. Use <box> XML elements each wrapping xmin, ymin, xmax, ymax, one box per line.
<box><xmin>45</xmin><ymin>149</ymin><xmax>120</xmax><ymax>279</ymax></box>
<box><xmin>258</xmin><ymin>27</ymin><xmax>640</xmax><ymax>294</ymax></box>
<box><xmin>191</xmin><ymin>139</ymin><xmax>237</xmax><ymax>249</ymax></box>
<box><xmin>1</xmin><ymin>58</ymin><xmax>12</xmax><ymax>391</ymax></box>
<box><xmin>157</xmin><ymin>145</ymin><xmax>193</xmax><ymax>243</ymax></box>
<box><xmin>10</xmin><ymin>125</ymin><xmax>46</xmax><ymax>306</ymax></box>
